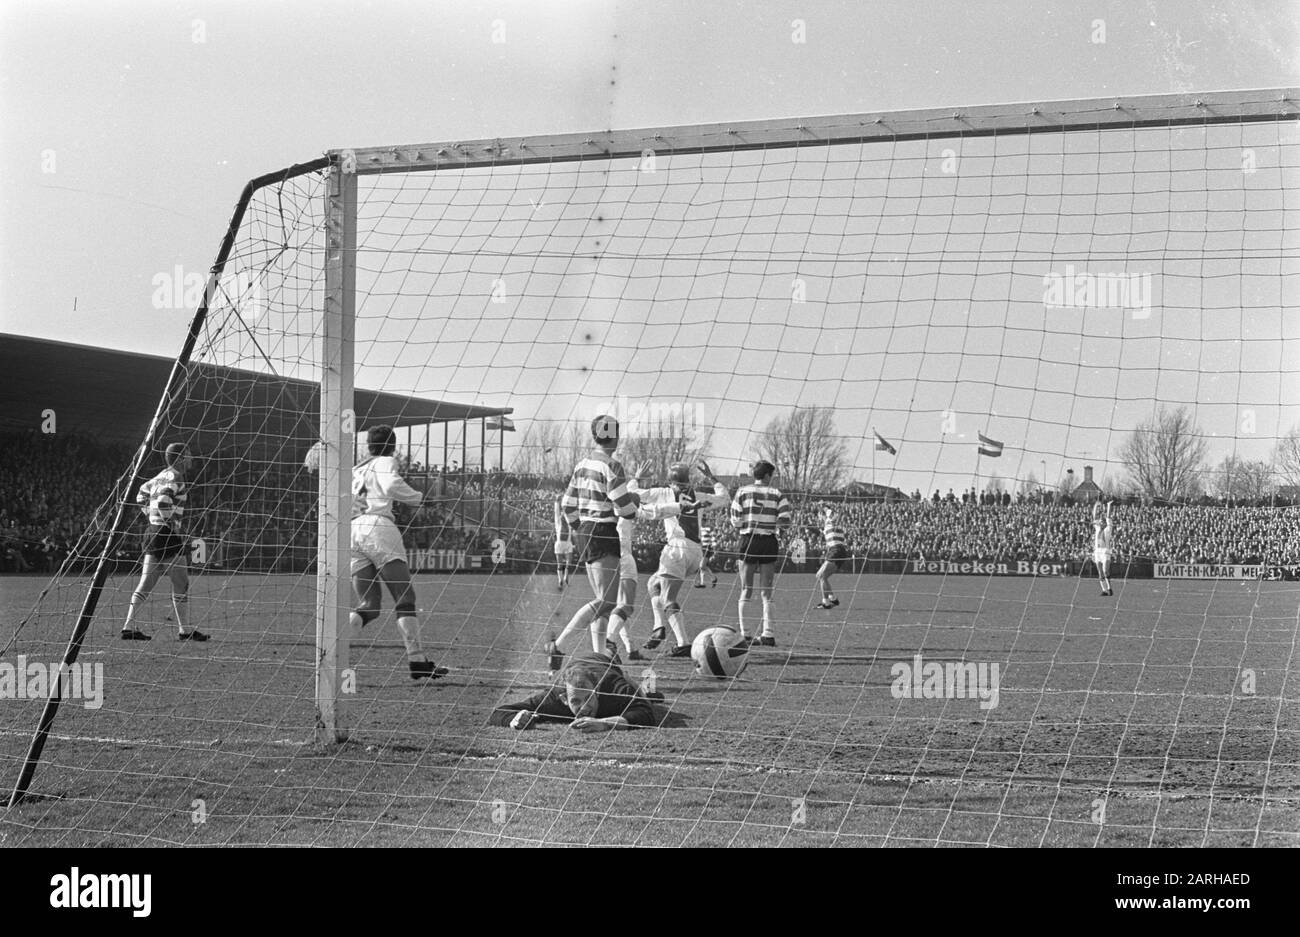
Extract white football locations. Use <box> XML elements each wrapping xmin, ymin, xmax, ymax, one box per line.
<box><xmin>691</xmin><ymin>626</ymin><xmax>750</xmax><ymax>679</ymax></box>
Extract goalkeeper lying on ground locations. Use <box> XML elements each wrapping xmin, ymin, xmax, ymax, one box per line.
<box><xmin>488</xmin><ymin>651</ymin><xmax>662</xmax><ymax>733</ymax></box>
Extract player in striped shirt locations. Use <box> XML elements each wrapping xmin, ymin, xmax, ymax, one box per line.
<box><xmin>351</xmin><ymin>425</ymin><xmax>447</xmax><ymax>680</ymax></box>
<box><xmin>120</xmin><ymin>442</ymin><xmax>209</xmax><ymax>641</ymax></box>
<box><xmin>695</xmin><ymin>522</ymin><xmax>720</xmax><ymax>588</ymax></box>
<box><xmin>545</xmin><ymin>415</ymin><xmax>640</xmax><ymax>673</ymax></box>
<box><xmin>730</xmin><ymin>460</ymin><xmax>792</xmax><ymax>646</ymax></box>
<box><xmin>815</xmin><ymin>506</ymin><xmax>849</xmax><ymax>610</ymax></box>
<box><xmin>816</xmin><ymin>506</ymin><xmax>847</xmax><ymax>610</ymax></box>
<box><xmin>553</xmin><ymin>497</ymin><xmax>573</xmax><ymax>591</ymax></box>
<box><xmin>638</xmin><ymin>460</ymin><xmax>730</xmax><ymax>657</ymax></box>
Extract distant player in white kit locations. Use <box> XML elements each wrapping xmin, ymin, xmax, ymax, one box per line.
<box><xmin>1093</xmin><ymin>499</ymin><xmax>1114</xmax><ymax>597</ymax></box>
<box><xmin>553</xmin><ymin>497</ymin><xmax>573</xmax><ymax>591</ymax></box>
<box><xmin>351</xmin><ymin>425</ymin><xmax>447</xmax><ymax>679</ymax></box>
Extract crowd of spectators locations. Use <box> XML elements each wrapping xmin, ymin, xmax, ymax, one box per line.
<box><xmin>4</xmin><ymin>431</ymin><xmax>1298</xmax><ymax>573</ymax></box>
<box><xmin>499</xmin><ymin>487</ymin><xmax>1300</xmax><ymax>568</ymax></box>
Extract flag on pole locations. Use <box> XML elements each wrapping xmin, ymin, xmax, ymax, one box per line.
<box><xmin>486</xmin><ymin>417</ymin><xmax>515</xmax><ymax>432</ymax></box>
<box><xmin>977</xmin><ymin>433</ymin><xmax>1003</xmax><ymax>457</ymax></box>
<box><xmin>873</xmin><ymin>430</ymin><xmax>897</xmax><ymax>456</ymax></box>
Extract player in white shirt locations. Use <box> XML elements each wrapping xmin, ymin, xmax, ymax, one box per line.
<box><xmin>121</xmin><ymin>442</ymin><xmax>209</xmax><ymax>641</ymax></box>
<box><xmin>351</xmin><ymin>425</ymin><xmax>447</xmax><ymax>680</ymax></box>
<box><xmin>1093</xmin><ymin>499</ymin><xmax>1114</xmax><ymax>597</ymax></box>
<box><xmin>639</xmin><ymin>461</ymin><xmax>731</xmax><ymax>657</ymax></box>
<box><xmin>553</xmin><ymin>497</ymin><xmax>574</xmax><ymax>591</ymax></box>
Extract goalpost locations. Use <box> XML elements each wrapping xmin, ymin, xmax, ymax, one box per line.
<box><xmin>4</xmin><ymin>88</ymin><xmax>1297</xmax><ymax>846</ymax></box>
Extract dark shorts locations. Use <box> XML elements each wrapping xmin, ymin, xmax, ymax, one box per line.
<box><xmin>738</xmin><ymin>533</ymin><xmax>779</xmax><ymax>565</ymax></box>
<box><xmin>143</xmin><ymin>524</ymin><xmax>189</xmax><ymax>561</ymax></box>
<box><xmin>825</xmin><ymin>544</ymin><xmax>850</xmax><ymax>567</ymax></box>
<box><xmin>574</xmin><ymin>522</ymin><xmax>622</xmax><ymax>564</ymax></box>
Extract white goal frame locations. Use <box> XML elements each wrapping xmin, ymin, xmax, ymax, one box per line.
<box><xmin>308</xmin><ymin>87</ymin><xmax>1300</xmax><ymax>741</ymax></box>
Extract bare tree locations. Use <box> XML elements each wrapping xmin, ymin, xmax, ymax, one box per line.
<box><xmin>618</xmin><ymin>414</ymin><xmax>713</xmax><ymax>484</ymax></box>
<box><xmin>1275</xmin><ymin>426</ymin><xmax>1300</xmax><ymax>491</ymax></box>
<box><xmin>1118</xmin><ymin>406</ymin><xmax>1209</xmax><ymax>503</ymax></box>
<box><xmin>1209</xmin><ymin>454</ymin><xmax>1274</xmax><ymax>502</ymax></box>
<box><xmin>1017</xmin><ymin>471</ymin><xmax>1038</xmax><ymax>499</ymax></box>
<box><xmin>510</xmin><ymin>420</ymin><xmax>589</xmax><ymax>481</ymax></box>
<box><xmin>755</xmin><ymin>406</ymin><xmax>847</xmax><ymax>492</ymax></box>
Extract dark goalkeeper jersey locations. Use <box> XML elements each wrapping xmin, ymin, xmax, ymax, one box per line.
<box><xmin>487</xmin><ymin>652</ymin><xmax>657</xmax><ymax>727</ymax></box>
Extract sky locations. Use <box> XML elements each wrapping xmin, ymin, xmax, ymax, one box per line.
<box><xmin>3</xmin><ymin>0</ymin><xmax>1299</xmax><ymax>492</ymax></box>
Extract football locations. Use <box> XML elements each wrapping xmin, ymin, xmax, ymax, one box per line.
<box><xmin>691</xmin><ymin>626</ymin><xmax>750</xmax><ymax>679</ymax></box>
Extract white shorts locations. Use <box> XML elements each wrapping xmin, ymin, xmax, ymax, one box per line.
<box><xmin>657</xmin><ymin>539</ymin><xmax>703</xmax><ymax>581</ymax></box>
<box><xmin>351</xmin><ymin>515</ymin><xmax>407</xmax><ymax>575</ymax></box>
<box><xmin>554</xmin><ymin>540</ymin><xmax>574</xmax><ymax>558</ymax></box>
<box><xmin>619</xmin><ymin>549</ymin><xmax>638</xmax><ymax>581</ymax></box>
<box><xmin>1093</xmin><ymin>549</ymin><xmax>1110</xmax><ymax>567</ymax></box>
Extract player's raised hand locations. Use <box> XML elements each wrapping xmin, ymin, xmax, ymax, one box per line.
<box><xmin>697</xmin><ymin>460</ymin><xmax>715</xmax><ymax>480</ymax></box>
<box><xmin>635</xmin><ymin>459</ymin><xmax>654</xmax><ymax>481</ymax></box>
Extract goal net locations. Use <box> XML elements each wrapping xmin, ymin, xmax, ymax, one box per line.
<box><xmin>2</xmin><ymin>89</ymin><xmax>1297</xmax><ymax>847</ymax></box>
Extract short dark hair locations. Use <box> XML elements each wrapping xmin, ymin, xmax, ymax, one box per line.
<box><xmin>591</xmin><ymin>414</ymin><xmax>619</xmax><ymax>446</ymax></box>
<box><xmin>751</xmin><ymin>460</ymin><xmax>775</xmax><ymax>481</ymax></box>
<box><xmin>367</xmin><ymin>425</ymin><xmax>397</xmax><ymax>456</ymax></box>
<box><xmin>164</xmin><ymin>442</ymin><xmax>187</xmax><ymax>466</ymax></box>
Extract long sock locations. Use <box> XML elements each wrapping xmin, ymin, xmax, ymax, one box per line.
<box><xmin>611</xmin><ymin>613</ymin><xmax>634</xmax><ymax>652</ymax></box>
<box><xmin>668</xmin><ymin>610</ymin><xmax>688</xmax><ymax>647</ymax></box>
<box><xmin>650</xmin><ymin>594</ymin><xmax>666</xmax><ymax>632</ymax></box>
<box><xmin>123</xmin><ymin>591</ymin><xmax>147</xmax><ymax>630</ymax></box>
<box><xmin>396</xmin><ymin>616</ymin><xmax>428</xmax><ymax>662</ymax></box>
<box><xmin>737</xmin><ymin>598</ymin><xmax>750</xmax><ymax>636</ymax></box>
<box><xmin>607</xmin><ymin>611</ymin><xmax>626</xmax><ymax>648</ymax></box>
<box><xmin>761</xmin><ymin>596</ymin><xmax>773</xmax><ymax>636</ymax></box>
<box><xmin>172</xmin><ymin>593</ymin><xmax>190</xmax><ymax>633</ymax></box>
<box><xmin>590</xmin><ymin>616</ymin><xmax>608</xmax><ymax>653</ymax></box>
<box><xmin>556</xmin><ymin>602</ymin><xmax>597</xmax><ymax>649</ymax></box>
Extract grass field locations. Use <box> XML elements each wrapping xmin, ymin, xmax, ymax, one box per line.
<box><xmin>1</xmin><ymin>568</ymin><xmax>1297</xmax><ymax>847</ymax></box>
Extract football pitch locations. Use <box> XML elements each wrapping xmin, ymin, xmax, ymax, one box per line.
<box><xmin>1</xmin><ymin>571</ymin><xmax>1296</xmax><ymax>847</ymax></box>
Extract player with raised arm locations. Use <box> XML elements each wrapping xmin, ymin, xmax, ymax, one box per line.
<box><xmin>544</xmin><ymin>416</ymin><xmax>639</xmax><ymax>674</ymax></box>
<box><xmin>1093</xmin><ymin>499</ymin><xmax>1114</xmax><ymax>597</ymax></box>
<box><xmin>639</xmin><ymin>460</ymin><xmax>731</xmax><ymax>657</ymax></box>
<box><xmin>351</xmin><ymin>425</ymin><xmax>447</xmax><ymax>680</ymax></box>
<box><xmin>121</xmin><ymin>442</ymin><xmax>209</xmax><ymax>641</ymax></box>
<box><xmin>552</xmin><ymin>497</ymin><xmax>573</xmax><ymax>591</ymax></box>
<box><xmin>730</xmin><ymin>460</ymin><xmax>792</xmax><ymax>646</ymax></box>
<box><xmin>815</xmin><ymin>506</ymin><xmax>849</xmax><ymax>610</ymax></box>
